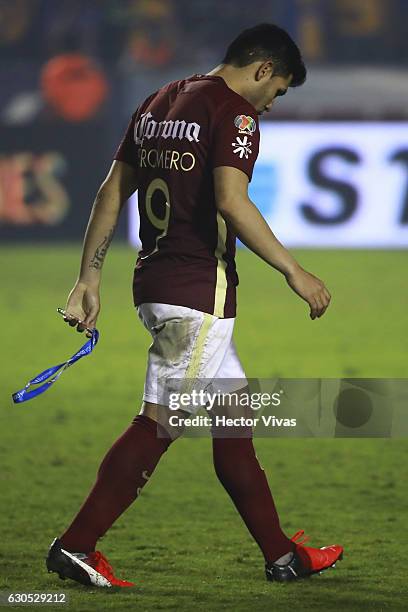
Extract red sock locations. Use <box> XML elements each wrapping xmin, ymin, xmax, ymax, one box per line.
<box><xmin>212</xmin><ymin>437</ymin><xmax>294</xmax><ymax>563</ymax></box>
<box><xmin>60</xmin><ymin>415</ymin><xmax>171</xmax><ymax>553</ymax></box>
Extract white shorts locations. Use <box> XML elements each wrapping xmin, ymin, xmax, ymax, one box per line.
<box><xmin>137</xmin><ymin>303</ymin><xmax>247</xmax><ymax>414</ymax></box>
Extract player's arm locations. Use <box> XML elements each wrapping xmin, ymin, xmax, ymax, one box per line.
<box><xmin>77</xmin><ymin>160</ymin><xmax>137</xmax><ymax>286</ymax></box>
<box><xmin>64</xmin><ymin>160</ymin><xmax>138</xmax><ymax>333</ymax></box>
<box><xmin>213</xmin><ymin>166</ymin><xmax>331</xmax><ymax>320</ymax></box>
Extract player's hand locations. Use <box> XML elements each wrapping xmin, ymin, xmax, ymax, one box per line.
<box><xmin>63</xmin><ymin>281</ymin><xmax>100</xmax><ymax>336</ymax></box>
<box><xmin>285</xmin><ymin>266</ymin><xmax>331</xmax><ymax>320</ymax></box>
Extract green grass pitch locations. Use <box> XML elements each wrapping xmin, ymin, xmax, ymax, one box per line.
<box><xmin>0</xmin><ymin>245</ymin><xmax>407</xmax><ymax>611</ymax></box>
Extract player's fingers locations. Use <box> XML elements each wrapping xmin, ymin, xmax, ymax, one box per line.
<box><xmin>321</xmin><ymin>297</ymin><xmax>330</xmax><ymax>316</ymax></box>
<box><xmin>309</xmin><ymin>297</ymin><xmax>318</xmax><ymax>320</ymax></box>
<box><xmin>315</xmin><ymin>294</ymin><xmax>326</xmax><ymax>317</ymax></box>
<box><xmin>318</xmin><ymin>303</ymin><xmax>329</xmax><ymax>318</ymax></box>
<box><xmin>322</xmin><ymin>287</ymin><xmax>331</xmax><ymax>303</ymax></box>
<box><xmin>310</xmin><ymin>294</ymin><xmax>325</xmax><ymax>319</ymax></box>
<box><xmin>318</xmin><ymin>290</ymin><xmax>329</xmax><ymax>310</ymax></box>
<box><xmin>66</xmin><ymin>317</ymin><xmax>78</xmax><ymax>327</ymax></box>
<box><xmin>79</xmin><ymin>314</ymin><xmax>97</xmax><ymax>334</ymax></box>
<box><xmin>83</xmin><ymin>309</ymin><xmax>99</xmax><ymax>329</ymax></box>
<box><xmin>84</xmin><ymin>317</ymin><xmax>96</xmax><ymax>328</ymax></box>
<box><xmin>63</xmin><ymin>310</ymin><xmax>87</xmax><ymax>331</ymax></box>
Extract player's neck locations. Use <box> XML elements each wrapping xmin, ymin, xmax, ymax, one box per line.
<box><xmin>206</xmin><ymin>64</ymin><xmax>254</xmax><ymax>107</ymax></box>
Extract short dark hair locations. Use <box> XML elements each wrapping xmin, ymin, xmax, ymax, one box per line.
<box><xmin>222</xmin><ymin>23</ymin><xmax>306</xmax><ymax>87</ymax></box>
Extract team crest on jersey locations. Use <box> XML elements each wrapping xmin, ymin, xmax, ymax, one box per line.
<box><xmin>234</xmin><ymin>114</ymin><xmax>256</xmax><ymax>135</ymax></box>
<box><xmin>232</xmin><ymin>135</ymin><xmax>252</xmax><ymax>159</ymax></box>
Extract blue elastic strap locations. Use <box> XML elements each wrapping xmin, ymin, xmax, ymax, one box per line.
<box><xmin>12</xmin><ymin>329</ymin><xmax>99</xmax><ymax>403</ymax></box>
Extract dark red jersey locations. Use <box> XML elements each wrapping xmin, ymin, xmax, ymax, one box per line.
<box><xmin>114</xmin><ymin>74</ymin><xmax>260</xmax><ymax>317</ymax></box>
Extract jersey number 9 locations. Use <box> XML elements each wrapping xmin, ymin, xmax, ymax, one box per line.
<box><xmin>141</xmin><ymin>177</ymin><xmax>171</xmax><ymax>259</ymax></box>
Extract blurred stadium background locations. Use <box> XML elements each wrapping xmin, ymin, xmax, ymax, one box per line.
<box><xmin>1</xmin><ymin>0</ymin><xmax>408</xmax><ymax>246</ymax></box>
<box><xmin>1</xmin><ymin>2</ymin><xmax>408</xmax><ymax>609</ymax></box>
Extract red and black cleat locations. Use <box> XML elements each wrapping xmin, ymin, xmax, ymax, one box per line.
<box><xmin>265</xmin><ymin>530</ymin><xmax>344</xmax><ymax>582</ymax></box>
<box><xmin>46</xmin><ymin>538</ymin><xmax>134</xmax><ymax>588</ymax></box>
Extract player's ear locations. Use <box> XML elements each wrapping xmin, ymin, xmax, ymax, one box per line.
<box><xmin>255</xmin><ymin>60</ymin><xmax>274</xmax><ymax>81</ymax></box>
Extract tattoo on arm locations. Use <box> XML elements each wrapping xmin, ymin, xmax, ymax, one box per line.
<box><xmin>89</xmin><ymin>227</ymin><xmax>115</xmax><ymax>270</ymax></box>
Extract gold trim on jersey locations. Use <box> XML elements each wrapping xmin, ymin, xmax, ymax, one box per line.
<box><xmin>213</xmin><ymin>212</ymin><xmax>228</xmax><ymax>317</ymax></box>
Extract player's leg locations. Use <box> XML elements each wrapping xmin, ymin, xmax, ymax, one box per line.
<box><xmin>211</xmin><ymin>340</ymin><xmax>343</xmax><ymax>581</ymax></box>
<box><xmin>144</xmin><ymin>311</ymin><xmax>293</xmax><ymax>565</ymax></box>
<box><xmin>46</xmin><ymin>402</ymin><xmax>185</xmax><ymax>586</ymax></box>
<box><xmin>47</xmin><ymin>303</ymin><xmax>193</xmax><ymax>587</ymax></box>
<box><xmin>57</xmin><ymin>303</ymin><xmax>200</xmax><ymax>552</ymax></box>
<box><xmin>210</xmin><ymin>342</ymin><xmax>294</xmax><ymax>563</ymax></box>
<box><xmin>57</xmin><ymin>403</ymin><xmax>177</xmax><ymax>555</ymax></box>
<box><xmin>47</xmin><ymin>401</ymin><xmax>189</xmax><ymax>587</ymax></box>
<box><xmin>213</xmin><ymin>433</ymin><xmax>295</xmax><ymax>561</ymax></box>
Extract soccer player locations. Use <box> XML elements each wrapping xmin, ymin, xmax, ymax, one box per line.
<box><xmin>46</xmin><ymin>23</ymin><xmax>342</xmax><ymax>587</ymax></box>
